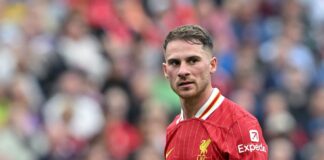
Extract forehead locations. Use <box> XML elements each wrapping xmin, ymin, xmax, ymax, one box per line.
<box><xmin>164</xmin><ymin>40</ymin><xmax>210</xmax><ymax>59</ymax></box>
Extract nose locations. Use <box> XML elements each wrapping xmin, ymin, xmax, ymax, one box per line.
<box><xmin>177</xmin><ymin>63</ymin><xmax>190</xmax><ymax>78</ymax></box>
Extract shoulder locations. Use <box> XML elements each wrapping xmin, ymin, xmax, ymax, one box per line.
<box><xmin>221</xmin><ymin>99</ymin><xmax>268</xmax><ymax>159</ymax></box>
<box><xmin>166</xmin><ymin>115</ymin><xmax>180</xmax><ymax>134</ymax></box>
<box><xmin>228</xmin><ymin>99</ymin><xmax>262</xmax><ymax>134</ymax></box>
<box><xmin>217</xmin><ymin>98</ymin><xmax>263</xmax><ymax>137</ymax></box>
<box><xmin>207</xmin><ymin>98</ymin><xmax>258</xmax><ymax>128</ymax></box>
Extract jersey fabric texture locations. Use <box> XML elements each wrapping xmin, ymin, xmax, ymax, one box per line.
<box><xmin>165</xmin><ymin>88</ymin><xmax>268</xmax><ymax>160</ymax></box>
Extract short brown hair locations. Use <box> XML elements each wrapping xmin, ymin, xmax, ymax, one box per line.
<box><xmin>163</xmin><ymin>25</ymin><xmax>213</xmax><ymax>51</ymax></box>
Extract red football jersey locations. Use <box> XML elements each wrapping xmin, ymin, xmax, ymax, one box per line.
<box><xmin>165</xmin><ymin>88</ymin><xmax>268</xmax><ymax>160</ymax></box>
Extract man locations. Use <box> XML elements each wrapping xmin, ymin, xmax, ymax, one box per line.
<box><xmin>162</xmin><ymin>25</ymin><xmax>268</xmax><ymax>160</ymax></box>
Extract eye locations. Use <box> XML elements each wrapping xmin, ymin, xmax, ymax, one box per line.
<box><xmin>188</xmin><ymin>57</ymin><xmax>199</xmax><ymax>65</ymax></box>
<box><xmin>168</xmin><ymin>59</ymin><xmax>180</xmax><ymax>66</ymax></box>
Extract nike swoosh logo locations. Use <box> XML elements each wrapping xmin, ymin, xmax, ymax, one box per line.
<box><xmin>165</xmin><ymin>147</ymin><xmax>174</xmax><ymax>159</ymax></box>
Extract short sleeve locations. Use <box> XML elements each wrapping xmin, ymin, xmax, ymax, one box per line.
<box><xmin>224</xmin><ymin>116</ymin><xmax>268</xmax><ymax>160</ymax></box>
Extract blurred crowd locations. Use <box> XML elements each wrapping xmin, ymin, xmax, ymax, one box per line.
<box><xmin>0</xmin><ymin>0</ymin><xmax>324</xmax><ymax>160</ymax></box>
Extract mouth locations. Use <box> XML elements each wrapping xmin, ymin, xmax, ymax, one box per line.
<box><xmin>177</xmin><ymin>81</ymin><xmax>194</xmax><ymax>87</ymax></box>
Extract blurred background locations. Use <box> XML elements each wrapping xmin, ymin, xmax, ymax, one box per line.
<box><xmin>0</xmin><ymin>0</ymin><xmax>324</xmax><ymax>160</ymax></box>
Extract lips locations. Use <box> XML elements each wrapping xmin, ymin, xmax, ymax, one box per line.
<box><xmin>177</xmin><ymin>81</ymin><xmax>194</xmax><ymax>87</ymax></box>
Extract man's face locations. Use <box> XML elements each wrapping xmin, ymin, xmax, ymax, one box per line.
<box><xmin>163</xmin><ymin>40</ymin><xmax>217</xmax><ymax>98</ymax></box>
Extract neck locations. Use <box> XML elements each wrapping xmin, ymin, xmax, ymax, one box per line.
<box><xmin>181</xmin><ymin>87</ymin><xmax>213</xmax><ymax>119</ymax></box>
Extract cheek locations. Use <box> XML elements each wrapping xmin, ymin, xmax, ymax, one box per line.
<box><xmin>166</xmin><ymin>68</ymin><xmax>177</xmax><ymax>78</ymax></box>
<box><xmin>168</xmin><ymin>73</ymin><xmax>177</xmax><ymax>82</ymax></box>
<box><xmin>194</xmin><ymin>65</ymin><xmax>209</xmax><ymax>75</ymax></box>
<box><xmin>195</xmin><ymin>65</ymin><xmax>211</xmax><ymax>80</ymax></box>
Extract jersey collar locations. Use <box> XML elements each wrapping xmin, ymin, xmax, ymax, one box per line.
<box><xmin>177</xmin><ymin>88</ymin><xmax>225</xmax><ymax>124</ymax></box>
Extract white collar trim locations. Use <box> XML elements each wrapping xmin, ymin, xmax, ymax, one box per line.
<box><xmin>176</xmin><ymin>88</ymin><xmax>224</xmax><ymax>124</ymax></box>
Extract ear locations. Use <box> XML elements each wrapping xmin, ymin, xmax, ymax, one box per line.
<box><xmin>162</xmin><ymin>63</ymin><xmax>169</xmax><ymax>79</ymax></box>
<box><xmin>210</xmin><ymin>57</ymin><xmax>217</xmax><ymax>74</ymax></box>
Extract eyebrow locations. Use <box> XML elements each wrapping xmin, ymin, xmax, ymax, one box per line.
<box><xmin>185</xmin><ymin>55</ymin><xmax>201</xmax><ymax>61</ymax></box>
<box><xmin>167</xmin><ymin>58</ymin><xmax>179</xmax><ymax>64</ymax></box>
<box><xmin>166</xmin><ymin>55</ymin><xmax>201</xmax><ymax>63</ymax></box>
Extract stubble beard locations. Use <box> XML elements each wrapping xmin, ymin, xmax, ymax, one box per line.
<box><xmin>172</xmin><ymin>81</ymin><xmax>208</xmax><ymax>100</ymax></box>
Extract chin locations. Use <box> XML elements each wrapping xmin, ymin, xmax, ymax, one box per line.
<box><xmin>176</xmin><ymin>89</ymin><xmax>197</xmax><ymax>99</ymax></box>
